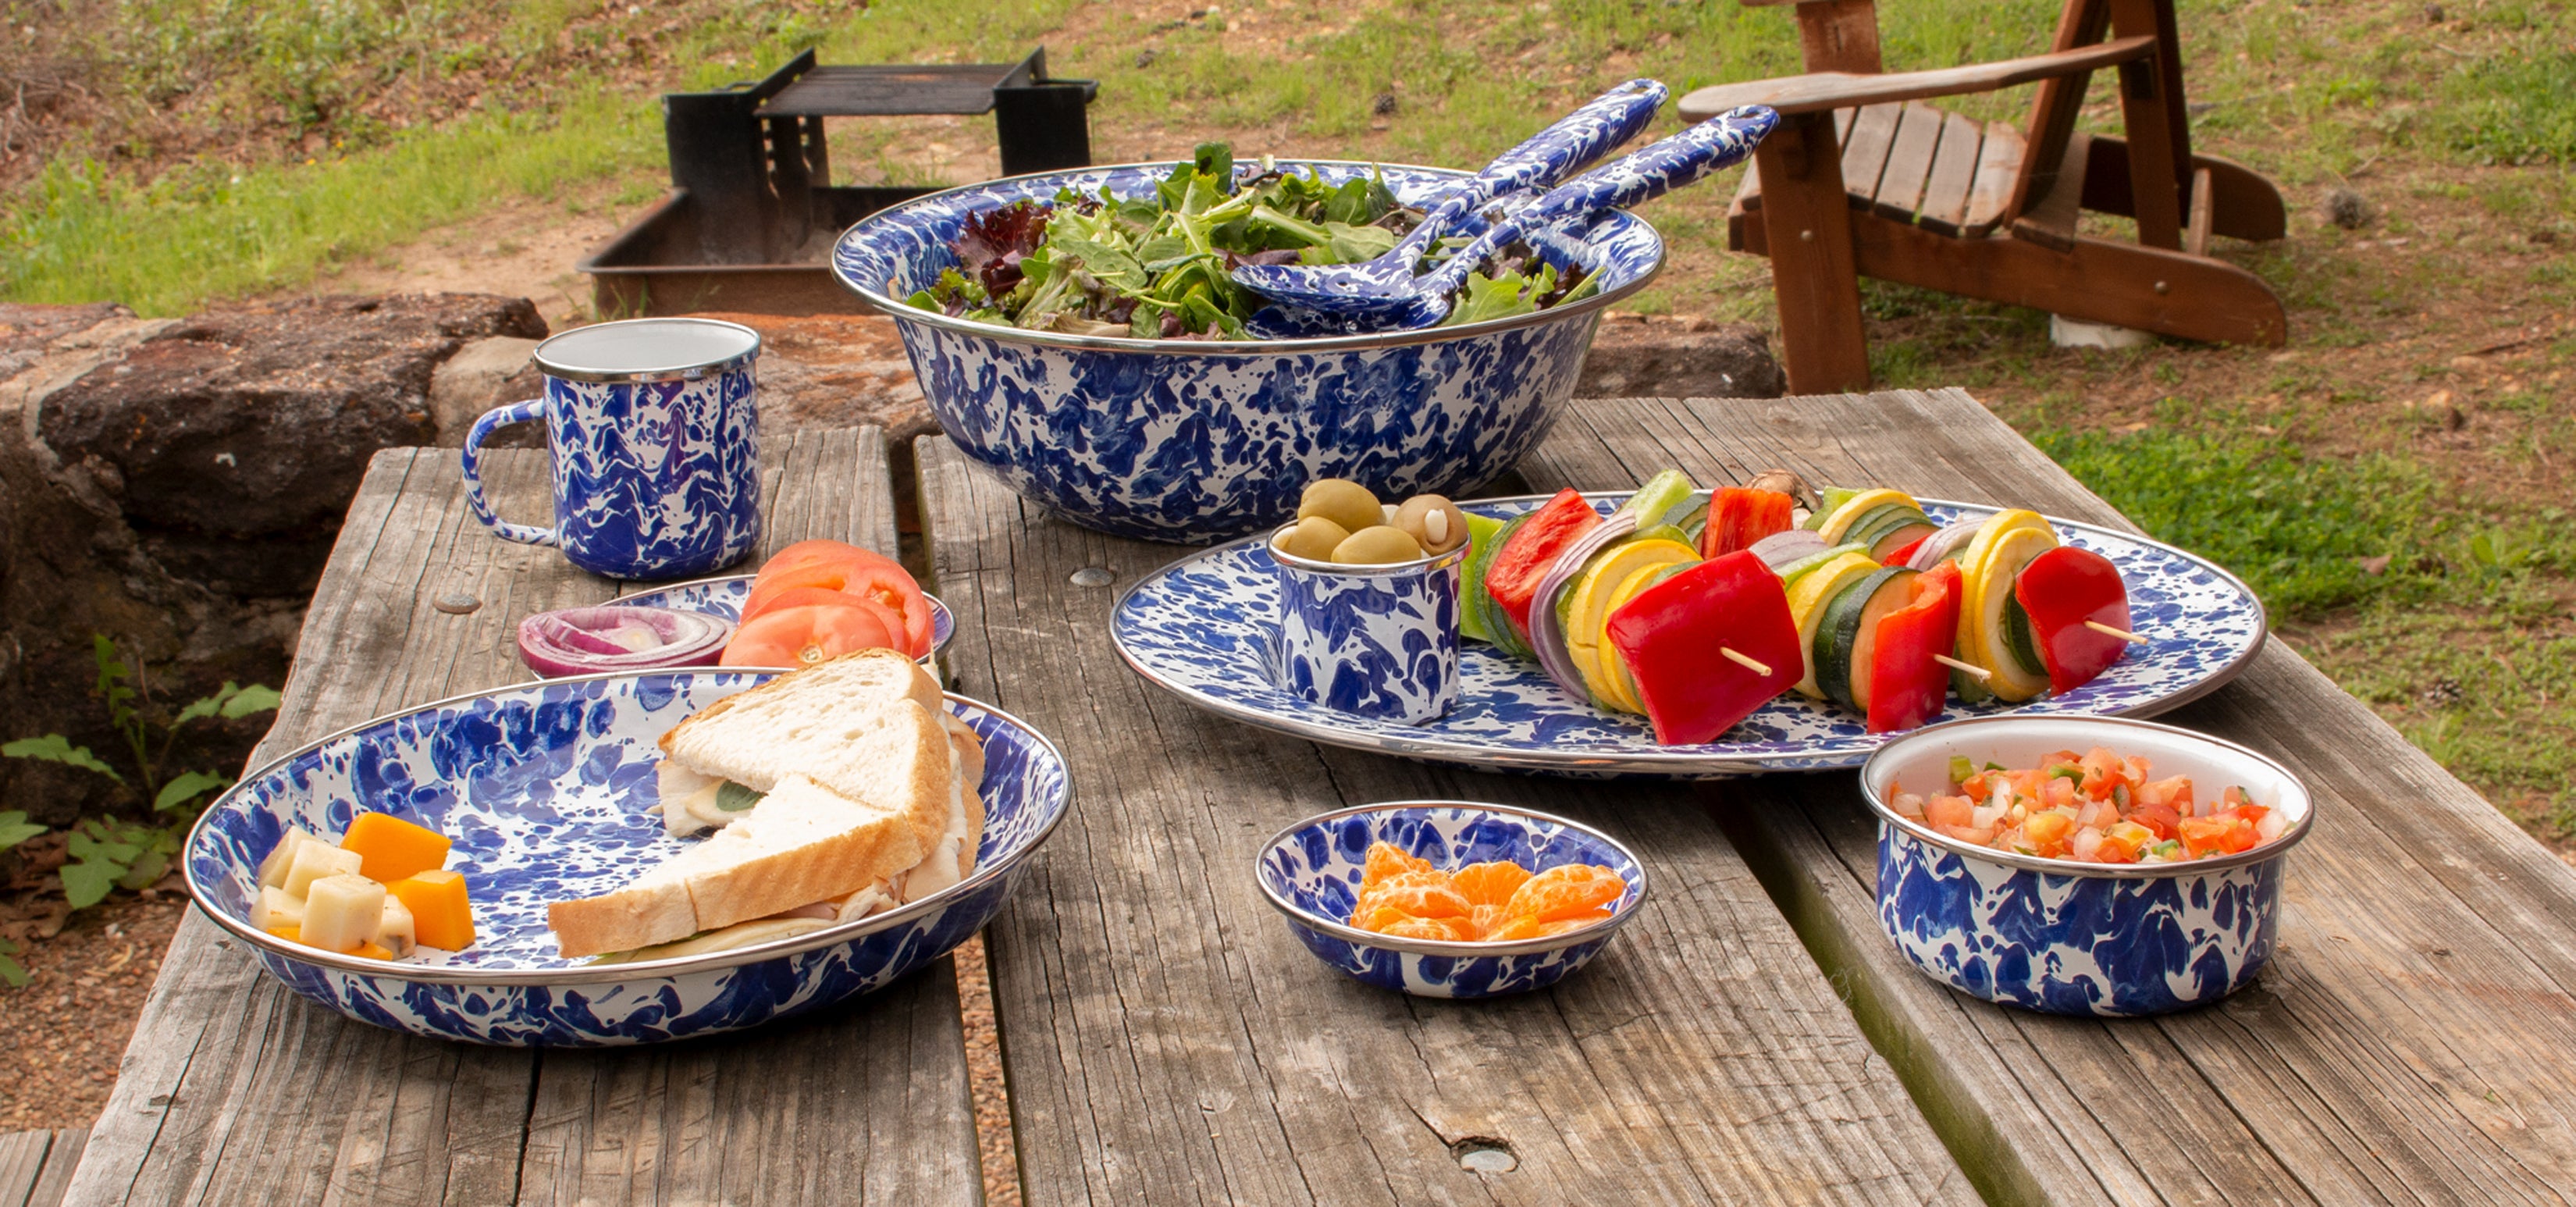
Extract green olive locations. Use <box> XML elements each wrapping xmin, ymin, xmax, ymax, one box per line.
<box><xmin>1297</xmin><ymin>478</ymin><xmax>1384</xmax><ymax>538</ymax></box>
<box><xmin>1391</xmin><ymin>494</ymin><xmax>1470</xmax><ymax>555</ymax></box>
<box><xmin>1273</xmin><ymin>516</ymin><xmax>1352</xmax><ymax>562</ymax></box>
<box><xmin>1330</xmin><ymin>525</ymin><xmax>1425</xmax><ymax>565</ymax></box>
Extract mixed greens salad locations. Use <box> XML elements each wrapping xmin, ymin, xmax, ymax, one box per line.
<box><xmin>904</xmin><ymin>143</ymin><xmax>1597</xmax><ymax>340</ymax></box>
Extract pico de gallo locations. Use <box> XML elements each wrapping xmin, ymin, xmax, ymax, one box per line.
<box><xmin>1888</xmin><ymin>746</ymin><xmax>2290</xmax><ymax>863</ymax></box>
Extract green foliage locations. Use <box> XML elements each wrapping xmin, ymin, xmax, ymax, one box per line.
<box><xmin>0</xmin><ymin>938</ymin><xmax>24</xmax><ymax>988</ymax></box>
<box><xmin>2026</xmin><ymin>426</ymin><xmax>2437</xmax><ymax>620</ymax></box>
<box><xmin>2437</xmin><ymin>51</ymin><xmax>2576</xmax><ymax>166</ymax></box>
<box><xmin>0</xmin><ymin>635</ymin><xmax>279</xmax><ymax>938</ymax></box>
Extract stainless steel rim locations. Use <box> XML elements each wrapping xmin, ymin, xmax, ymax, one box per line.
<box><xmin>828</xmin><ymin>158</ymin><xmax>1664</xmax><ymax>355</ymax></box>
<box><xmin>1112</xmin><ymin>493</ymin><xmax>2272</xmax><ymax>777</ymax></box>
<box><xmin>1253</xmin><ymin>799</ymin><xmax>1649</xmax><ymax>958</ymax></box>
<box><xmin>1857</xmin><ymin>714</ymin><xmax>2315</xmax><ymax>878</ymax></box>
<box><xmin>610</xmin><ymin>575</ymin><xmax>956</xmax><ymax>661</ymax></box>
<box><xmin>184</xmin><ymin>672</ymin><xmax>1072</xmax><ymax>986</ymax></box>
<box><xmin>532</xmin><ymin>318</ymin><xmax>763</xmax><ymax>383</ymax></box>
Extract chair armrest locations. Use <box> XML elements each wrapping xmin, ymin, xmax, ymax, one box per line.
<box><xmin>1676</xmin><ymin>35</ymin><xmax>2154</xmax><ymax>119</ymax></box>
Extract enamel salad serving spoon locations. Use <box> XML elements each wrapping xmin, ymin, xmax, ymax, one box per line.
<box><xmin>1229</xmin><ymin>79</ymin><xmax>1668</xmax><ymax>314</ymax></box>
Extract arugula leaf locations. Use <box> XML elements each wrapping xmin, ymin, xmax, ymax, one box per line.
<box><xmin>1439</xmin><ymin>262</ymin><xmax>1561</xmax><ymax>327</ymax></box>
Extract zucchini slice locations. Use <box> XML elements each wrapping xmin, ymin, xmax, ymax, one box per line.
<box><xmin>1814</xmin><ymin>567</ymin><xmax>1919</xmax><ymax>714</ymax></box>
<box><xmin>1961</xmin><ymin>523</ymin><xmax>2058</xmax><ymax>702</ymax></box>
<box><xmin>1775</xmin><ymin>542</ymin><xmax>1871</xmax><ymax>587</ymax></box>
<box><xmin>1784</xmin><ymin>551</ymin><xmax>1883</xmax><ymax>699</ymax></box>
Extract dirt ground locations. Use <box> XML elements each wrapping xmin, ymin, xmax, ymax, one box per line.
<box><xmin>0</xmin><ymin>889</ymin><xmax>186</xmax><ymax>1134</ymax></box>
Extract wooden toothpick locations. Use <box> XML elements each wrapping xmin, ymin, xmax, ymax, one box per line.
<box><xmin>1933</xmin><ymin>654</ymin><xmax>1992</xmax><ymax>681</ymax></box>
<box><xmin>1720</xmin><ymin>646</ymin><xmax>1774</xmax><ymax>678</ymax></box>
<box><xmin>2085</xmin><ymin>620</ymin><xmax>2147</xmax><ymax>644</ymax></box>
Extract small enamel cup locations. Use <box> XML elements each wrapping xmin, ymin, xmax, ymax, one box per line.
<box><xmin>461</xmin><ymin>318</ymin><xmax>763</xmax><ymax>581</ymax></box>
<box><xmin>1266</xmin><ymin>531</ymin><xmax>1465</xmax><ymax>725</ymax></box>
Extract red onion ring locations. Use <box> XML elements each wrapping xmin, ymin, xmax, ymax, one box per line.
<box><xmin>1905</xmin><ymin>519</ymin><xmax>1985</xmax><ymax>571</ymax></box>
<box><xmin>1525</xmin><ymin>511</ymin><xmax>1638</xmax><ymax>700</ymax></box>
<box><xmin>518</xmin><ymin>606</ymin><xmax>736</xmax><ymax>678</ymax></box>
<box><xmin>1749</xmin><ymin>529</ymin><xmax>1827</xmax><ymax>568</ymax></box>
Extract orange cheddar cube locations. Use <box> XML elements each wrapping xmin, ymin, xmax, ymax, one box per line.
<box><xmin>266</xmin><ymin>924</ymin><xmax>301</xmax><ymax>942</ymax></box>
<box><xmin>350</xmin><ymin>942</ymin><xmax>395</xmax><ymax>961</ymax></box>
<box><xmin>340</xmin><ymin>813</ymin><xmax>452</xmax><ymax>883</ymax></box>
<box><xmin>388</xmin><ymin>869</ymin><xmax>475</xmax><ymax>951</ymax></box>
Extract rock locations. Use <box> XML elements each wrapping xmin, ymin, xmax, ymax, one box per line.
<box><xmin>2323</xmin><ymin>187</ymin><xmax>2370</xmax><ymax>230</ymax></box>
<box><xmin>681</xmin><ymin>312</ymin><xmax>932</xmax><ymax>444</ymax></box>
<box><xmin>36</xmin><ymin>294</ymin><xmax>545</xmax><ymax>595</ymax></box>
<box><xmin>429</xmin><ymin>336</ymin><xmax>545</xmax><ymax>448</ymax></box>
<box><xmin>1577</xmin><ymin>317</ymin><xmax>1786</xmax><ymax>400</ymax></box>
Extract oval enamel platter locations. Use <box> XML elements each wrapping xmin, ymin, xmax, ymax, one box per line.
<box><xmin>1112</xmin><ymin>493</ymin><xmax>2266</xmax><ymax>778</ymax></box>
<box><xmin>616</xmin><ymin>575</ymin><xmax>955</xmax><ymax>659</ymax></box>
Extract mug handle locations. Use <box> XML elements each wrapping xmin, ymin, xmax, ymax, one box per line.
<box><xmin>460</xmin><ymin>399</ymin><xmax>557</xmax><ymax>546</ymax></box>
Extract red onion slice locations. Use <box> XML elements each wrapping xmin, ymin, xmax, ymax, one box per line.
<box><xmin>1749</xmin><ymin>529</ymin><xmax>1827</xmax><ymax>568</ymax></box>
<box><xmin>1525</xmin><ymin>511</ymin><xmax>1638</xmax><ymax>700</ymax></box>
<box><xmin>1905</xmin><ymin>519</ymin><xmax>1985</xmax><ymax>571</ymax></box>
<box><xmin>518</xmin><ymin>606</ymin><xmax>737</xmax><ymax>678</ymax></box>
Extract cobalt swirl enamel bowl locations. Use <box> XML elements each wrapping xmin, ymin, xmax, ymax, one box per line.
<box><xmin>183</xmin><ymin>671</ymin><xmax>1070</xmax><ymax>1046</ymax></box>
<box><xmin>830</xmin><ymin>160</ymin><xmax>1665</xmax><ymax>543</ymax></box>
<box><xmin>1255</xmin><ymin>802</ymin><xmax>1648</xmax><ymax>999</ymax></box>
<box><xmin>1860</xmin><ymin>715</ymin><xmax>2313</xmax><ymax>1017</ymax></box>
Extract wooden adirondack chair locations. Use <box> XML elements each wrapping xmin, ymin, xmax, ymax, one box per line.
<box><xmin>1678</xmin><ymin>0</ymin><xmax>2287</xmax><ymax>393</ymax></box>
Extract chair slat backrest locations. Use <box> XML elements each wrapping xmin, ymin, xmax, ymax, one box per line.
<box><xmin>2005</xmin><ymin>0</ymin><xmax>2110</xmax><ymax>223</ymax></box>
<box><xmin>1745</xmin><ymin>0</ymin><xmax>1884</xmax><ymax>73</ymax></box>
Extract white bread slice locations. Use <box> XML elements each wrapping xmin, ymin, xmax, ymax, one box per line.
<box><xmin>658</xmin><ymin>648</ymin><xmax>942</xmax><ymax>790</ymax></box>
<box><xmin>550</xmin><ymin>695</ymin><xmax>952</xmax><ymax>957</ymax></box>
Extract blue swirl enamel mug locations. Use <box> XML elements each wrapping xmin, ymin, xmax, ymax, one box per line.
<box><xmin>1859</xmin><ymin>715</ymin><xmax>2314</xmax><ymax>1017</ymax></box>
<box><xmin>461</xmin><ymin>318</ymin><xmax>763</xmax><ymax>580</ymax></box>
<box><xmin>1256</xmin><ymin>802</ymin><xmax>1648</xmax><ymax>999</ymax></box>
<box><xmin>181</xmin><ymin>670</ymin><xmax>1072</xmax><ymax>1046</ymax></box>
<box><xmin>1267</xmin><ymin>529</ymin><xmax>1464</xmax><ymax>725</ymax></box>
<box><xmin>830</xmin><ymin>161</ymin><xmax>1668</xmax><ymax>544</ymax></box>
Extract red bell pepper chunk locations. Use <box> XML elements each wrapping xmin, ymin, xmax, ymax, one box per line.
<box><xmin>1700</xmin><ymin>487</ymin><xmax>1795</xmax><ymax>559</ymax></box>
<box><xmin>1866</xmin><ymin>561</ymin><xmax>1961</xmax><ymax>734</ymax></box>
<box><xmin>2012</xmin><ymin>546</ymin><xmax>2133</xmax><ymax>693</ymax></box>
<box><xmin>1484</xmin><ymin>489</ymin><xmax>1602</xmax><ymax>639</ymax></box>
<box><xmin>1604</xmin><ymin>551</ymin><xmax>1802</xmax><ymax>746</ymax></box>
<box><xmin>1880</xmin><ymin>534</ymin><xmax>1929</xmax><ymax>568</ymax></box>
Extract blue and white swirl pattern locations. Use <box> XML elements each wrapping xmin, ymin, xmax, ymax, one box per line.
<box><xmin>183</xmin><ymin>672</ymin><xmax>1070</xmax><ymax>1046</ymax></box>
<box><xmin>830</xmin><ymin>161</ymin><xmax>1664</xmax><ymax>543</ymax></box>
<box><xmin>1254</xmin><ymin>803</ymin><xmax>1647</xmax><ymax>999</ymax></box>
<box><xmin>615</xmin><ymin>575</ymin><xmax>956</xmax><ymax>662</ymax></box>
<box><xmin>1875</xmin><ymin>824</ymin><xmax>2284</xmax><ymax>1015</ymax></box>
<box><xmin>1271</xmin><ymin>544</ymin><xmax>1464</xmax><ymax>725</ymax></box>
<box><xmin>461</xmin><ymin>368</ymin><xmax>763</xmax><ymax>581</ymax></box>
<box><xmin>1115</xmin><ymin>494</ymin><xmax>2268</xmax><ymax>778</ymax></box>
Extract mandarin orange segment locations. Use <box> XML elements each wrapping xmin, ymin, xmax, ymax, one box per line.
<box><xmin>1357</xmin><ymin>876</ymin><xmax>1471</xmax><ymax>920</ymax></box>
<box><xmin>1449</xmin><ymin>860</ymin><xmax>1534</xmax><ymax>908</ymax></box>
<box><xmin>1378</xmin><ymin>915</ymin><xmax>1476</xmax><ymax>942</ymax></box>
<box><xmin>1486</xmin><ymin>908</ymin><xmax>1616</xmax><ymax>942</ymax></box>
<box><xmin>1469</xmin><ymin>903</ymin><xmax>1503</xmax><ymax>939</ymax></box>
<box><xmin>1361</xmin><ymin>842</ymin><xmax>1434</xmax><ymax>892</ymax></box>
<box><xmin>1500</xmin><ymin>863</ymin><xmax>1624</xmax><ymax>924</ymax></box>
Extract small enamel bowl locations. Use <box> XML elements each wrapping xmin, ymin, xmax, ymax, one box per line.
<box><xmin>1254</xmin><ymin>801</ymin><xmax>1648</xmax><ymax>999</ymax></box>
<box><xmin>1860</xmin><ymin>715</ymin><xmax>2314</xmax><ymax>1017</ymax></box>
<box><xmin>1265</xmin><ymin>534</ymin><xmax>1467</xmax><ymax>725</ymax></box>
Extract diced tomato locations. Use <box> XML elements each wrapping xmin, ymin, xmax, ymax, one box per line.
<box><xmin>721</xmin><ymin>603</ymin><xmax>899</xmax><ymax>668</ymax></box>
<box><xmin>2023</xmin><ymin>811</ymin><xmax>2075</xmax><ymax>857</ymax></box>
<box><xmin>2176</xmin><ymin>816</ymin><xmax>2248</xmax><ymax>856</ymax></box>
<box><xmin>1925</xmin><ymin>795</ymin><xmax>1976</xmax><ymax>830</ymax></box>
<box><xmin>2041</xmin><ymin>775</ymin><xmax>2078</xmax><ymax>810</ymax></box>
<box><xmin>2079</xmin><ymin>748</ymin><xmax>2126</xmax><ymax>799</ymax></box>
<box><xmin>2128</xmin><ymin>802</ymin><xmax>2181</xmax><ymax>842</ymax></box>
<box><xmin>2136</xmin><ymin>775</ymin><xmax>2195</xmax><ymax>816</ymax></box>
<box><xmin>744</xmin><ymin>557</ymin><xmax>932</xmax><ymax>657</ymax></box>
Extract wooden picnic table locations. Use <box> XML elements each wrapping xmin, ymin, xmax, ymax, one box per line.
<box><xmin>52</xmin><ymin>389</ymin><xmax>2576</xmax><ymax>1205</ymax></box>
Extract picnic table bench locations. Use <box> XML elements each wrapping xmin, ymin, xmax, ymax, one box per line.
<box><xmin>52</xmin><ymin>389</ymin><xmax>2576</xmax><ymax>1205</ymax></box>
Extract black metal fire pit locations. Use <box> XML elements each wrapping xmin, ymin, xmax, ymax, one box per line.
<box><xmin>578</xmin><ymin>48</ymin><xmax>1096</xmax><ymax>317</ymax></box>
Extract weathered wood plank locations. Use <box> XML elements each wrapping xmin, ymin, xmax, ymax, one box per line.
<box><xmin>25</xmin><ymin>1130</ymin><xmax>84</xmax><ymax>1207</ymax></box>
<box><xmin>1961</xmin><ymin>121</ymin><xmax>2025</xmax><ymax>236</ymax></box>
<box><xmin>1837</xmin><ymin>102</ymin><xmax>1903</xmax><ymax>209</ymax></box>
<box><xmin>1915</xmin><ymin>111</ymin><xmax>1985</xmax><ymax>236</ymax></box>
<box><xmin>916</xmin><ymin>440</ymin><xmax>1978</xmax><ymax>1205</ymax></box>
<box><xmin>1</xmin><ymin>1130</ymin><xmax>52</xmax><ymax>1207</ymax></box>
<box><xmin>1870</xmin><ymin>101</ymin><xmax>1944</xmax><ymax>221</ymax></box>
<box><xmin>1521</xmin><ymin>392</ymin><xmax>2576</xmax><ymax>1205</ymax></box>
<box><xmin>64</xmin><ymin>429</ymin><xmax>976</xmax><ymax>1206</ymax></box>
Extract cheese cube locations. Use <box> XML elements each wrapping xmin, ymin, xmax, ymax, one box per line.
<box><xmin>374</xmin><ymin>895</ymin><xmax>417</xmax><ymax>958</ymax></box>
<box><xmin>301</xmin><ymin>874</ymin><xmax>386</xmax><ymax>952</ymax></box>
<box><xmin>251</xmin><ymin>885</ymin><xmax>304</xmax><ymax>932</ymax></box>
<box><xmin>283</xmin><ymin>842</ymin><xmax>363</xmax><ymax>899</ymax></box>
<box><xmin>257</xmin><ymin>830</ymin><xmax>330</xmax><ymax>890</ymax></box>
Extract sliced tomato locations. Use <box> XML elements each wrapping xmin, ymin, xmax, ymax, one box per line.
<box><xmin>743</xmin><ymin>558</ymin><xmax>931</xmax><ymax>657</ymax></box>
<box><xmin>758</xmin><ymin>539</ymin><xmax>898</xmax><ymax>578</ymax></box>
<box><xmin>749</xmin><ymin>586</ymin><xmax>912</xmax><ymax>649</ymax></box>
<box><xmin>720</xmin><ymin>603</ymin><xmax>898</xmax><ymax>668</ymax></box>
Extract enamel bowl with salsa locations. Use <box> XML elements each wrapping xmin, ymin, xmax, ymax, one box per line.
<box><xmin>1859</xmin><ymin>714</ymin><xmax>2314</xmax><ymax>1017</ymax></box>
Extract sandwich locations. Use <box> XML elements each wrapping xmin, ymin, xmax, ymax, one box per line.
<box><xmin>545</xmin><ymin>649</ymin><xmax>986</xmax><ymax>960</ymax></box>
